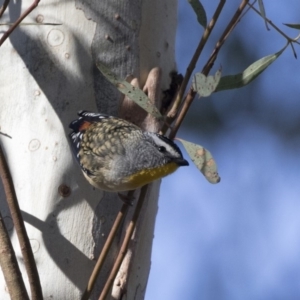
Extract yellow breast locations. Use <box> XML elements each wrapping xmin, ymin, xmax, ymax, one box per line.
<box><xmin>123</xmin><ymin>162</ymin><xmax>179</xmax><ymax>190</ymax></box>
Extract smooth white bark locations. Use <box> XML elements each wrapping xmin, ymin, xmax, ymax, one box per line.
<box><xmin>0</xmin><ymin>0</ymin><xmax>177</xmax><ymax>299</ymax></box>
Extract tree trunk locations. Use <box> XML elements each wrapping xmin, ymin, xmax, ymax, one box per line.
<box><xmin>0</xmin><ymin>0</ymin><xmax>177</xmax><ymax>299</ymax></box>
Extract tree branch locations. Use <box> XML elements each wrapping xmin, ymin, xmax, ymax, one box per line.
<box><xmin>166</xmin><ymin>0</ymin><xmax>225</xmax><ymax>122</ymax></box>
<box><xmin>98</xmin><ymin>185</ymin><xmax>149</xmax><ymax>300</ymax></box>
<box><xmin>81</xmin><ymin>193</ymin><xmax>132</xmax><ymax>300</ymax></box>
<box><xmin>169</xmin><ymin>0</ymin><xmax>250</xmax><ymax>140</ymax></box>
<box><xmin>0</xmin><ymin>143</ymin><xmax>43</xmax><ymax>299</ymax></box>
<box><xmin>202</xmin><ymin>0</ymin><xmax>250</xmax><ymax>75</ymax></box>
<box><xmin>0</xmin><ymin>0</ymin><xmax>9</xmax><ymax>19</ymax></box>
<box><xmin>0</xmin><ymin>0</ymin><xmax>40</xmax><ymax>46</ymax></box>
<box><xmin>0</xmin><ymin>211</ymin><xmax>29</xmax><ymax>300</ymax></box>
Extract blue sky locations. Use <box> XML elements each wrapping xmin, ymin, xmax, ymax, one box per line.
<box><xmin>146</xmin><ymin>1</ymin><xmax>300</xmax><ymax>299</ymax></box>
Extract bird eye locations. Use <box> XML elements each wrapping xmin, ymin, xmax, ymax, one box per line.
<box><xmin>158</xmin><ymin>146</ymin><xmax>166</xmax><ymax>152</ymax></box>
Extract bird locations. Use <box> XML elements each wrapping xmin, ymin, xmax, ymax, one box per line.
<box><xmin>69</xmin><ymin>111</ymin><xmax>189</xmax><ymax>192</ymax></box>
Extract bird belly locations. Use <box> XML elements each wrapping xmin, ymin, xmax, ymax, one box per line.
<box><xmin>121</xmin><ymin>162</ymin><xmax>179</xmax><ymax>190</ymax></box>
<box><xmin>82</xmin><ymin>162</ymin><xmax>178</xmax><ymax>192</ymax></box>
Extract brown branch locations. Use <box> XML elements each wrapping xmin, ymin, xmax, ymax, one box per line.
<box><xmin>0</xmin><ymin>143</ymin><xmax>43</xmax><ymax>300</ymax></box>
<box><xmin>0</xmin><ymin>211</ymin><xmax>29</xmax><ymax>300</ymax></box>
<box><xmin>169</xmin><ymin>0</ymin><xmax>250</xmax><ymax>140</ymax></box>
<box><xmin>98</xmin><ymin>185</ymin><xmax>149</xmax><ymax>300</ymax></box>
<box><xmin>0</xmin><ymin>0</ymin><xmax>40</xmax><ymax>47</ymax></box>
<box><xmin>81</xmin><ymin>192</ymin><xmax>132</xmax><ymax>300</ymax></box>
<box><xmin>167</xmin><ymin>0</ymin><xmax>225</xmax><ymax>120</ymax></box>
<box><xmin>248</xmin><ymin>2</ymin><xmax>300</xmax><ymax>45</ymax></box>
<box><xmin>169</xmin><ymin>90</ymin><xmax>195</xmax><ymax>140</ymax></box>
<box><xmin>0</xmin><ymin>131</ymin><xmax>12</xmax><ymax>139</ymax></box>
<box><xmin>0</xmin><ymin>0</ymin><xmax>10</xmax><ymax>19</ymax></box>
<box><xmin>202</xmin><ymin>0</ymin><xmax>250</xmax><ymax>75</ymax></box>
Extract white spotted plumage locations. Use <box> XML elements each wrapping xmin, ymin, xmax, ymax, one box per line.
<box><xmin>68</xmin><ymin>111</ymin><xmax>189</xmax><ymax>191</ymax></box>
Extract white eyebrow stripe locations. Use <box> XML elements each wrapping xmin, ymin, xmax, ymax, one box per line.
<box><xmin>150</xmin><ymin>134</ymin><xmax>180</xmax><ymax>157</ymax></box>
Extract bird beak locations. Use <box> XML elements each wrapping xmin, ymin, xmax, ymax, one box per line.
<box><xmin>174</xmin><ymin>158</ymin><xmax>189</xmax><ymax>166</ymax></box>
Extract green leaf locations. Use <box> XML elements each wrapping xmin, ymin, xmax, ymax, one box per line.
<box><xmin>283</xmin><ymin>23</ymin><xmax>300</xmax><ymax>30</ymax></box>
<box><xmin>192</xmin><ymin>68</ymin><xmax>222</xmax><ymax>97</ymax></box>
<box><xmin>258</xmin><ymin>0</ymin><xmax>266</xmax><ymax>18</ymax></box>
<box><xmin>188</xmin><ymin>0</ymin><xmax>207</xmax><ymax>28</ymax></box>
<box><xmin>96</xmin><ymin>61</ymin><xmax>162</xmax><ymax>119</ymax></box>
<box><xmin>177</xmin><ymin>139</ymin><xmax>220</xmax><ymax>184</ymax></box>
<box><xmin>215</xmin><ymin>45</ymin><xmax>287</xmax><ymax>92</ymax></box>
<box><xmin>258</xmin><ymin>0</ymin><xmax>269</xmax><ymax>30</ymax></box>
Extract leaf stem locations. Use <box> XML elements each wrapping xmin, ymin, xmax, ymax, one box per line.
<box><xmin>247</xmin><ymin>1</ymin><xmax>300</xmax><ymax>44</ymax></box>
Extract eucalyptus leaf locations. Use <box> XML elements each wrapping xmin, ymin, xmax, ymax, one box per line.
<box><xmin>258</xmin><ymin>0</ymin><xmax>266</xmax><ymax>17</ymax></box>
<box><xmin>215</xmin><ymin>45</ymin><xmax>287</xmax><ymax>92</ymax></box>
<box><xmin>177</xmin><ymin>139</ymin><xmax>220</xmax><ymax>184</ymax></box>
<box><xmin>283</xmin><ymin>23</ymin><xmax>300</xmax><ymax>30</ymax></box>
<box><xmin>192</xmin><ymin>68</ymin><xmax>222</xmax><ymax>97</ymax></box>
<box><xmin>188</xmin><ymin>0</ymin><xmax>207</xmax><ymax>28</ymax></box>
<box><xmin>96</xmin><ymin>61</ymin><xmax>162</xmax><ymax>119</ymax></box>
<box><xmin>258</xmin><ymin>0</ymin><xmax>269</xmax><ymax>30</ymax></box>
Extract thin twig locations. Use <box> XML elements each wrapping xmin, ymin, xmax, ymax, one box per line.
<box><xmin>248</xmin><ymin>1</ymin><xmax>300</xmax><ymax>58</ymax></box>
<box><xmin>248</xmin><ymin>1</ymin><xmax>300</xmax><ymax>44</ymax></box>
<box><xmin>202</xmin><ymin>0</ymin><xmax>250</xmax><ymax>75</ymax></box>
<box><xmin>290</xmin><ymin>42</ymin><xmax>297</xmax><ymax>59</ymax></box>
<box><xmin>0</xmin><ymin>0</ymin><xmax>9</xmax><ymax>19</ymax></box>
<box><xmin>0</xmin><ymin>22</ymin><xmax>62</xmax><ymax>26</ymax></box>
<box><xmin>169</xmin><ymin>0</ymin><xmax>250</xmax><ymax>140</ymax></box>
<box><xmin>0</xmin><ymin>0</ymin><xmax>40</xmax><ymax>47</ymax></box>
<box><xmin>81</xmin><ymin>193</ymin><xmax>133</xmax><ymax>300</ymax></box>
<box><xmin>169</xmin><ymin>90</ymin><xmax>195</xmax><ymax>140</ymax></box>
<box><xmin>0</xmin><ymin>211</ymin><xmax>29</xmax><ymax>300</ymax></box>
<box><xmin>98</xmin><ymin>185</ymin><xmax>149</xmax><ymax>300</ymax></box>
<box><xmin>163</xmin><ymin>0</ymin><xmax>225</xmax><ymax>132</ymax></box>
<box><xmin>0</xmin><ymin>131</ymin><xmax>12</xmax><ymax>139</ymax></box>
<box><xmin>0</xmin><ymin>143</ymin><xmax>43</xmax><ymax>300</ymax></box>
<box><xmin>240</xmin><ymin>0</ymin><xmax>257</xmax><ymax>21</ymax></box>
